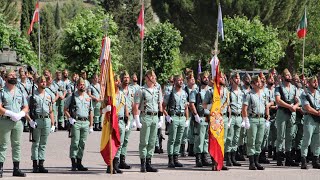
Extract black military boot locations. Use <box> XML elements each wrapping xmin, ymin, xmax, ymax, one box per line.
<box><xmin>201</xmin><ymin>153</ymin><xmax>212</xmax><ymax>166</ymax></box>
<box><xmin>301</xmin><ymin>157</ymin><xmax>308</xmax><ymax>169</ymax></box>
<box><xmin>267</xmin><ymin>145</ymin><xmax>273</xmax><ymax>158</ymax></box>
<box><xmin>113</xmin><ymin>157</ymin><xmax>123</xmax><ymax>174</ymax></box>
<box><xmin>119</xmin><ymin>155</ymin><xmax>131</xmax><ymax>169</ymax></box>
<box><xmin>32</xmin><ymin>160</ymin><xmax>38</xmax><ymax>173</ymax></box>
<box><xmin>146</xmin><ymin>158</ymin><xmax>158</xmax><ymax>172</ymax></box>
<box><xmin>195</xmin><ymin>153</ymin><xmax>203</xmax><ymax>167</ymax></box>
<box><xmin>173</xmin><ymin>155</ymin><xmax>183</xmax><ymax>167</ymax></box>
<box><xmin>12</xmin><ymin>162</ymin><xmax>26</xmax><ymax>177</ymax></box>
<box><xmin>272</xmin><ymin>147</ymin><xmax>277</xmax><ymax>160</ymax></box>
<box><xmin>180</xmin><ymin>144</ymin><xmax>187</xmax><ymax>157</ymax></box>
<box><xmin>140</xmin><ymin>158</ymin><xmax>146</xmax><ymax>173</ymax></box>
<box><xmin>58</xmin><ymin>122</ymin><xmax>64</xmax><ymax>130</ymax></box>
<box><xmin>276</xmin><ymin>152</ymin><xmax>283</xmax><ymax>166</ymax></box>
<box><xmin>285</xmin><ymin>151</ymin><xmax>299</xmax><ymax>166</ymax></box>
<box><xmin>248</xmin><ymin>156</ymin><xmax>256</xmax><ymax>170</ymax></box>
<box><xmin>168</xmin><ymin>155</ymin><xmax>175</xmax><ymax>168</ymax></box>
<box><xmin>76</xmin><ymin>158</ymin><xmax>88</xmax><ymax>171</ymax></box>
<box><xmin>236</xmin><ymin>146</ymin><xmax>246</xmax><ymax>161</ymax></box>
<box><xmin>71</xmin><ymin>158</ymin><xmax>77</xmax><ymax>171</ymax></box>
<box><xmin>64</xmin><ymin>120</ymin><xmax>69</xmax><ymax>130</ymax></box>
<box><xmin>188</xmin><ymin>143</ymin><xmax>195</xmax><ymax>157</ymax></box>
<box><xmin>154</xmin><ymin>146</ymin><xmax>161</xmax><ymax>154</ymax></box>
<box><xmin>312</xmin><ymin>156</ymin><xmax>320</xmax><ymax>169</ymax></box>
<box><xmin>258</xmin><ymin>150</ymin><xmax>270</xmax><ymax>164</ymax></box>
<box><xmin>93</xmin><ymin>123</ymin><xmax>99</xmax><ymax>131</ymax></box>
<box><xmin>106</xmin><ymin>166</ymin><xmax>117</xmax><ymax>174</ymax></box>
<box><xmin>0</xmin><ymin>162</ymin><xmax>3</xmax><ymax>178</ymax></box>
<box><xmin>38</xmin><ymin>160</ymin><xmax>48</xmax><ymax>173</ymax></box>
<box><xmin>231</xmin><ymin>151</ymin><xmax>241</xmax><ymax>166</ymax></box>
<box><xmin>295</xmin><ymin>149</ymin><xmax>301</xmax><ymax>163</ymax></box>
<box><xmin>254</xmin><ymin>155</ymin><xmax>265</xmax><ymax>170</ymax></box>
<box><xmin>225</xmin><ymin>152</ymin><xmax>232</xmax><ymax>166</ymax></box>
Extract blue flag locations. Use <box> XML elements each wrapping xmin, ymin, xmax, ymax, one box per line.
<box><xmin>218</xmin><ymin>4</ymin><xmax>224</xmax><ymax>41</ymax></box>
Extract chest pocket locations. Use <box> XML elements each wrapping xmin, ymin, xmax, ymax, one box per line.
<box><xmin>15</xmin><ymin>95</ymin><xmax>23</xmax><ymax>106</ymax></box>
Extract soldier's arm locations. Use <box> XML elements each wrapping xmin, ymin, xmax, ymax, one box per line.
<box><xmin>185</xmin><ymin>103</ymin><xmax>189</xmax><ymax>120</ymax></box>
<box><xmin>304</xmin><ymin>104</ymin><xmax>319</xmax><ymax>116</ymax></box>
<box><xmin>133</xmin><ymin>103</ymin><xmax>140</xmax><ymax>116</ymax></box>
<box><xmin>275</xmin><ymin>95</ymin><xmax>292</xmax><ymax>109</ymax></box>
<box><xmin>64</xmin><ymin>97</ymin><xmax>71</xmax><ymax>118</ymax></box>
<box><xmin>242</xmin><ymin>104</ymin><xmax>248</xmax><ymax>120</ymax></box>
<box><xmin>89</xmin><ymin>110</ymin><xmax>93</xmax><ymax>128</ymax></box>
<box><xmin>49</xmin><ymin>104</ymin><xmax>54</xmax><ymax>126</ymax></box>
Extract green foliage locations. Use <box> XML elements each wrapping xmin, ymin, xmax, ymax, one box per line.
<box><xmin>20</xmin><ymin>0</ymin><xmax>35</xmax><ymax>37</ymax></box>
<box><xmin>144</xmin><ymin>22</ymin><xmax>183</xmax><ymax>84</ymax></box>
<box><xmin>61</xmin><ymin>8</ymin><xmax>121</xmax><ymax>77</ymax></box>
<box><xmin>220</xmin><ymin>16</ymin><xmax>284</xmax><ymax>70</ymax></box>
<box><xmin>303</xmin><ymin>54</ymin><xmax>320</xmax><ymax>76</ymax></box>
<box><xmin>0</xmin><ymin>0</ymin><xmax>19</xmax><ymax>26</ymax></box>
<box><xmin>0</xmin><ymin>14</ymin><xmax>37</xmax><ymax>66</ymax></box>
<box><xmin>54</xmin><ymin>2</ymin><xmax>61</xmax><ymax>29</ymax></box>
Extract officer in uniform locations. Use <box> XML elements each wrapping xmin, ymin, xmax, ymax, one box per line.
<box><xmin>275</xmin><ymin>69</ymin><xmax>299</xmax><ymax>166</ymax></box>
<box><xmin>80</xmin><ymin>71</ymin><xmax>90</xmax><ymax>92</ymax></box>
<box><xmin>64</xmin><ymin>78</ymin><xmax>94</xmax><ymax>171</ymax></box>
<box><xmin>119</xmin><ymin>71</ymin><xmax>135</xmax><ymax>169</ymax></box>
<box><xmin>54</xmin><ymin>71</ymin><xmax>67</xmax><ymax>130</ymax></box>
<box><xmin>0</xmin><ymin>69</ymin><xmax>28</xmax><ymax>177</ymax></box>
<box><xmin>28</xmin><ymin>76</ymin><xmax>55</xmax><ymax>173</ymax></box>
<box><xmin>164</xmin><ymin>76</ymin><xmax>174</xmax><ymax>95</ymax></box>
<box><xmin>225</xmin><ymin>72</ymin><xmax>243</xmax><ymax>166</ymax></box>
<box><xmin>189</xmin><ymin>71</ymin><xmax>212</xmax><ymax>167</ymax></box>
<box><xmin>46</xmin><ymin>76</ymin><xmax>59</xmax><ymax>130</ymax></box>
<box><xmin>133</xmin><ymin>70</ymin><xmax>164</xmax><ymax>173</ymax></box>
<box><xmin>242</xmin><ymin>76</ymin><xmax>269</xmax><ymax>170</ymax></box>
<box><xmin>129</xmin><ymin>73</ymin><xmax>140</xmax><ymax>93</ymax></box>
<box><xmin>300</xmin><ymin>76</ymin><xmax>320</xmax><ymax>169</ymax></box>
<box><xmin>88</xmin><ymin>74</ymin><xmax>102</xmax><ymax>131</ymax></box>
<box><xmin>163</xmin><ymin>74</ymin><xmax>189</xmax><ymax>168</ymax></box>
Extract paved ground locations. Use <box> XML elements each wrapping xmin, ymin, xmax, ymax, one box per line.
<box><xmin>2</xmin><ymin>129</ymin><xmax>320</xmax><ymax>179</ymax></box>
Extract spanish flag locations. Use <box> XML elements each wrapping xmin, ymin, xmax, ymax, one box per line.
<box><xmin>208</xmin><ymin>55</ymin><xmax>224</xmax><ymax>170</ymax></box>
<box><xmin>100</xmin><ymin>37</ymin><xmax>120</xmax><ymax>166</ymax></box>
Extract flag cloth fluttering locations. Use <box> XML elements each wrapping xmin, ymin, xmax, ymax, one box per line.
<box><xmin>27</xmin><ymin>1</ymin><xmax>40</xmax><ymax>35</ymax></box>
<box><xmin>217</xmin><ymin>4</ymin><xmax>224</xmax><ymax>41</ymax></box>
<box><xmin>137</xmin><ymin>4</ymin><xmax>145</xmax><ymax>40</ymax></box>
<box><xmin>297</xmin><ymin>8</ymin><xmax>307</xmax><ymax>39</ymax></box>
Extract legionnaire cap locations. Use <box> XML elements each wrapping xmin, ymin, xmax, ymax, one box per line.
<box><xmin>199</xmin><ymin>71</ymin><xmax>210</xmax><ymax>79</ymax></box>
<box><xmin>5</xmin><ymin>69</ymin><xmax>15</xmax><ymax>77</ymax></box>
<box><xmin>174</xmin><ymin>74</ymin><xmax>183</xmax><ymax>81</ymax></box>
<box><xmin>56</xmin><ymin>70</ymin><xmax>61</xmax><ymax>74</ymax></box>
<box><xmin>77</xmin><ymin>77</ymin><xmax>85</xmax><ymax>85</ymax></box>
<box><xmin>80</xmin><ymin>70</ymin><xmax>86</xmax><ymax>74</ymax></box>
<box><xmin>120</xmin><ymin>70</ymin><xmax>130</xmax><ymax>80</ymax></box>
<box><xmin>37</xmin><ymin>75</ymin><xmax>46</xmax><ymax>83</ymax></box>
<box><xmin>231</xmin><ymin>72</ymin><xmax>240</xmax><ymax>79</ymax></box>
<box><xmin>282</xmin><ymin>68</ymin><xmax>290</xmax><ymax>76</ymax></box>
<box><xmin>251</xmin><ymin>75</ymin><xmax>260</xmax><ymax>83</ymax></box>
<box><xmin>114</xmin><ymin>74</ymin><xmax>120</xmax><ymax>81</ymax></box>
<box><xmin>243</xmin><ymin>72</ymin><xmax>251</xmax><ymax>81</ymax></box>
<box><xmin>185</xmin><ymin>69</ymin><xmax>194</xmax><ymax>79</ymax></box>
<box><xmin>259</xmin><ymin>72</ymin><xmax>265</xmax><ymax>79</ymax></box>
<box><xmin>145</xmin><ymin>70</ymin><xmax>155</xmax><ymax>77</ymax></box>
<box><xmin>308</xmin><ymin>76</ymin><xmax>317</xmax><ymax>83</ymax></box>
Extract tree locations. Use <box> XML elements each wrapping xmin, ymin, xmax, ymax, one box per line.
<box><xmin>220</xmin><ymin>16</ymin><xmax>284</xmax><ymax>71</ymax></box>
<box><xmin>144</xmin><ymin>22</ymin><xmax>183</xmax><ymax>84</ymax></box>
<box><xmin>54</xmin><ymin>2</ymin><xmax>61</xmax><ymax>30</ymax></box>
<box><xmin>0</xmin><ymin>0</ymin><xmax>19</xmax><ymax>26</ymax></box>
<box><xmin>61</xmin><ymin>8</ymin><xmax>121</xmax><ymax>77</ymax></box>
<box><xmin>20</xmin><ymin>0</ymin><xmax>35</xmax><ymax>37</ymax></box>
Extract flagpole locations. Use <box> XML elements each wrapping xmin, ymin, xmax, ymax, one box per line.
<box><xmin>37</xmin><ymin>0</ymin><xmax>41</xmax><ymax>73</ymax></box>
<box><xmin>301</xmin><ymin>7</ymin><xmax>306</xmax><ymax>75</ymax></box>
<box><xmin>140</xmin><ymin>39</ymin><xmax>143</xmax><ymax>86</ymax></box>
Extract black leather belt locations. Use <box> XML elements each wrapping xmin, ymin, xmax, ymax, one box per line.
<box><xmin>145</xmin><ymin>112</ymin><xmax>158</xmax><ymax>116</ymax></box>
<box><xmin>173</xmin><ymin>112</ymin><xmax>184</xmax><ymax>117</ymax></box>
<box><xmin>231</xmin><ymin>112</ymin><xmax>241</xmax><ymax>116</ymax></box>
<box><xmin>76</xmin><ymin>117</ymin><xmax>88</xmax><ymax>121</ymax></box>
<box><xmin>250</xmin><ymin>113</ymin><xmax>264</xmax><ymax>118</ymax></box>
<box><xmin>35</xmin><ymin>115</ymin><xmax>49</xmax><ymax>119</ymax></box>
<box><xmin>119</xmin><ymin>117</ymin><xmax>124</xmax><ymax>120</ymax></box>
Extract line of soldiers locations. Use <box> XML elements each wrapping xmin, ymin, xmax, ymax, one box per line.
<box><xmin>1</xmin><ymin>65</ymin><xmax>320</xmax><ymax>178</ymax></box>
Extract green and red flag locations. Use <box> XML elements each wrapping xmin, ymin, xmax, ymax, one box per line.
<box><xmin>297</xmin><ymin>9</ymin><xmax>307</xmax><ymax>39</ymax></box>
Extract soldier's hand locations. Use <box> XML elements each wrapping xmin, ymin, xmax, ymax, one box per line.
<box><xmin>69</xmin><ymin>118</ymin><xmax>77</xmax><ymax>125</ymax></box>
<box><xmin>29</xmin><ymin>120</ymin><xmax>37</xmax><ymax>129</ymax></box>
<box><xmin>185</xmin><ymin>119</ymin><xmax>190</xmax><ymax>127</ymax></box>
<box><xmin>241</xmin><ymin>121</ymin><xmax>245</xmax><ymax>128</ymax></box>
<box><xmin>194</xmin><ymin>114</ymin><xmax>202</xmax><ymax>123</ymax></box>
<box><xmin>165</xmin><ymin>115</ymin><xmax>172</xmax><ymax>123</ymax></box>
<box><xmin>265</xmin><ymin>121</ymin><xmax>271</xmax><ymax>128</ymax></box>
<box><xmin>131</xmin><ymin>121</ymin><xmax>137</xmax><ymax>129</ymax></box>
<box><xmin>89</xmin><ymin>127</ymin><xmax>93</xmax><ymax>134</ymax></box>
<box><xmin>158</xmin><ymin>116</ymin><xmax>164</xmax><ymax>128</ymax></box>
<box><xmin>102</xmin><ymin>105</ymin><xmax>112</xmax><ymax>114</ymax></box>
<box><xmin>50</xmin><ymin>126</ymin><xmax>55</xmax><ymax>133</ymax></box>
<box><xmin>134</xmin><ymin>115</ymin><xmax>142</xmax><ymax>128</ymax></box>
<box><xmin>243</xmin><ymin>117</ymin><xmax>250</xmax><ymax>129</ymax></box>
<box><xmin>125</xmin><ymin>121</ymin><xmax>131</xmax><ymax>131</ymax></box>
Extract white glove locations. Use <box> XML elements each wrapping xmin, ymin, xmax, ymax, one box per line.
<box><xmin>158</xmin><ymin>116</ymin><xmax>164</xmax><ymax>128</ymax></box>
<box><xmin>50</xmin><ymin>126</ymin><xmax>55</xmax><ymax>133</ymax></box>
<box><xmin>4</xmin><ymin>110</ymin><xmax>16</xmax><ymax>117</ymax></box>
<box><xmin>125</xmin><ymin>121</ymin><xmax>131</xmax><ymax>131</ymax></box>
<box><xmin>17</xmin><ymin>111</ymin><xmax>26</xmax><ymax>118</ymax></box>
<box><xmin>228</xmin><ymin>118</ymin><xmax>232</xmax><ymax>128</ymax></box>
<box><xmin>69</xmin><ymin>117</ymin><xmax>77</xmax><ymax>125</ymax></box>
<box><xmin>265</xmin><ymin>121</ymin><xmax>271</xmax><ymax>128</ymax></box>
<box><xmin>102</xmin><ymin>105</ymin><xmax>112</xmax><ymax>113</ymax></box>
<box><xmin>194</xmin><ymin>114</ymin><xmax>202</xmax><ymax>123</ymax></box>
<box><xmin>244</xmin><ymin>117</ymin><xmax>250</xmax><ymax>129</ymax></box>
<box><xmin>29</xmin><ymin>120</ymin><xmax>37</xmax><ymax>129</ymax></box>
<box><xmin>89</xmin><ymin>127</ymin><xmax>93</xmax><ymax>134</ymax></box>
<box><xmin>241</xmin><ymin>121</ymin><xmax>245</xmax><ymax>128</ymax></box>
<box><xmin>165</xmin><ymin>115</ymin><xmax>172</xmax><ymax>123</ymax></box>
<box><xmin>207</xmin><ymin>104</ymin><xmax>212</xmax><ymax>111</ymax></box>
<box><xmin>185</xmin><ymin>119</ymin><xmax>190</xmax><ymax>127</ymax></box>
<box><xmin>131</xmin><ymin>120</ymin><xmax>137</xmax><ymax>129</ymax></box>
<box><xmin>134</xmin><ymin>115</ymin><xmax>142</xmax><ymax>128</ymax></box>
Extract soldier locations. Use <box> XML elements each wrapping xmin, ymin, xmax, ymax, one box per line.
<box><xmin>80</xmin><ymin>71</ymin><xmax>90</xmax><ymax>92</ymax></box>
<box><xmin>0</xmin><ymin>67</ymin><xmax>6</xmax><ymax>89</ymax></box>
<box><xmin>133</xmin><ymin>70</ymin><xmax>164</xmax><ymax>173</ymax></box>
<box><xmin>242</xmin><ymin>76</ymin><xmax>269</xmax><ymax>170</ymax></box>
<box><xmin>189</xmin><ymin>71</ymin><xmax>212</xmax><ymax>167</ymax></box>
<box><xmin>163</xmin><ymin>74</ymin><xmax>189</xmax><ymax>168</ymax></box>
<box><xmin>119</xmin><ymin>71</ymin><xmax>135</xmax><ymax>169</ymax></box>
<box><xmin>275</xmin><ymin>69</ymin><xmax>299</xmax><ymax>166</ymax></box>
<box><xmin>225</xmin><ymin>72</ymin><xmax>243</xmax><ymax>166</ymax></box>
<box><xmin>0</xmin><ymin>69</ymin><xmax>29</xmax><ymax>177</ymax></box>
<box><xmin>54</xmin><ymin>71</ymin><xmax>67</xmax><ymax>130</ymax></box>
<box><xmin>46</xmin><ymin>76</ymin><xmax>59</xmax><ymax>130</ymax></box>
<box><xmin>237</xmin><ymin>73</ymin><xmax>251</xmax><ymax>161</ymax></box>
<box><xmin>88</xmin><ymin>74</ymin><xmax>102</xmax><ymax>131</ymax></box>
<box><xmin>300</xmin><ymin>76</ymin><xmax>320</xmax><ymax>169</ymax></box>
<box><xmin>43</xmin><ymin>69</ymin><xmax>51</xmax><ymax>78</ymax></box>
<box><xmin>164</xmin><ymin>76</ymin><xmax>174</xmax><ymax>95</ymax></box>
<box><xmin>129</xmin><ymin>73</ymin><xmax>140</xmax><ymax>93</ymax></box>
<box><xmin>64</xmin><ymin>77</ymin><xmax>94</xmax><ymax>171</ymax></box>
<box><xmin>28</xmin><ymin>76</ymin><xmax>55</xmax><ymax>173</ymax></box>
<box><xmin>67</xmin><ymin>73</ymin><xmax>79</xmax><ymax>96</ymax></box>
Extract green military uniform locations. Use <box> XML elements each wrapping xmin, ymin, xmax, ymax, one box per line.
<box><xmin>65</xmin><ymin>91</ymin><xmax>92</xmax><ymax>160</ymax></box>
<box><xmin>47</xmin><ymin>83</ymin><xmax>59</xmax><ymax>128</ymax></box>
<box><xmin>292</xmin><ymin>87</ymin><xmax>304</xmax><ymax>161</ymax></box>
<box><xmin>30</xmin><ymin>88</ymin><xmax>54</xmax><ymax>173</ymax></box>
<box><xmin>17</xmin><ymin>79</ymin><xmax>32</xmax><ymax>131</ymax></box>
<box><xmin>300</xmin><ymin>87</ymin><xmax>320</xmax><ymax>169</ymax></box>
<box><xmin>275</xmin><ymin>83</ymin><xmax>298</xmax><ymax>166</ymax></box>
<box><xmin>239</xmin><ymin>85</ymin><xmax>251</xmax><ymax>147</ymax></box>
<box><xmin>0</xmin><ymin>85</ymin><xmax>28</xmax><ymax>177</ymax></box>
<box><xmin>115</xmin><ymin>91</ymin><xmax>127</xmax><ymax>158</ymax></box>
<box><xmin>220</xmin><ymin>87</ymin><xmax>230</xmax><ymax>143</ymax></box>
<box><xmin>88</xmin><ymin>83</ymin><xmax>102</xmax><ymax>128</ymax></box>
<box><xmin>54</xmin><ymin>80</ymin><xmax>66</xmax><ymax>125</ymax></box>
<box><xmin>261</xmin><ymin>87</ymin><xmax>273</xmax><ymax>149</ymax></box>
<box><xmin>267</xmin><ymin>87</ymin><xmax>277</xmax><ymax>157</ymax></box>
<box><xmin>164</xmin><ymin>88</ymin><xmax>188</xmax><ymax>167</ymax></box>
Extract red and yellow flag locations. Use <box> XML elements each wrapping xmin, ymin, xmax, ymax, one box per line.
<box><xmin>208</xmin><ymin>55</ymin><xmax>224</xmax><ymax>170</ymax></box>
<box><xmin>100</xmin><ymin>38</ymin><xmax>120</xmax><ymax>166</ymax></box>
